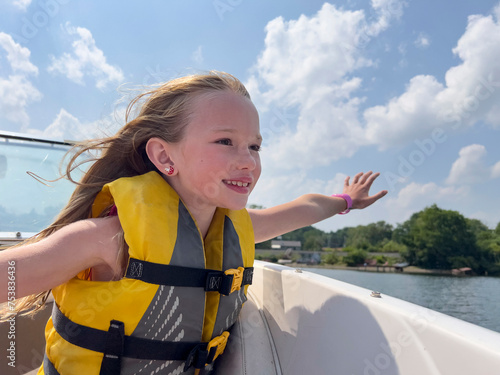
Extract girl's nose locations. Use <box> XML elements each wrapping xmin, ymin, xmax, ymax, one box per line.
<box><xmin>237</xmin><ymin>146</ymin><xmax>258</xmax><ymax>170</ymax></box>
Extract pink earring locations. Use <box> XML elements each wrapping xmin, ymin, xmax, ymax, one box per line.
<box><xmin>165</xmin><ymin>166</ymin><xmax>174</xmax><ymax>176</ymax></box>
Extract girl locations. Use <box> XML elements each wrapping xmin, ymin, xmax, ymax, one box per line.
<box><xmin>0</xmin><ymin>71</ymin><xmax>386</xmax><ymax>374</ymax></box>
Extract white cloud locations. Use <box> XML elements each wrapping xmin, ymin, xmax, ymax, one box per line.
<box><xmin>397</xmin><ymin>42</ymin><xmax>408</xmax><ymax>68</ymax></box>
<box><xmin>11</xmin><ymin>0</ymin><xmax>31</xmax><ymax>11</ymax></box>
<box><xmin>446</xmin><ymin>144</ymin><xmax>500</xmax><ymax>185</ymax></box>
<box><xmin>263</xmin><ymin>96</ymin><xmax>366</xmax><ymax>169</ymax></box>
<box><xmin>250</xmin><ymin>168</ymin><xmax>347</xmax><ymax>209</ymax></box>
<box><xmin>364</xmin><ymin>6</ymin><xmax>500</xmax><ymax>149</ymax></box>
<box><xmin>414</xmin><ymin>32</ymin><xmax>430</xmax><ymax>48</ymax></box>
<box><xmin>191</xmin><ymin>45</ymin><xmax>204</xmax><ymax>65</ymax></box>
<box><xmin>48</xmin><ymin>23</ymin><xmax>124</xmax><ymax>90</ymax></box>
<box><xmin>247</xmin><ymin>1</ymin><xmax>404</xmax><ymax>169</ymax></box>
<box><xmin>0</xmin><ymin>32</ymin><xmax>38</xmax><ymax>75</ymax></box>
<box><xmin>492</xmin><ymin>161</ymin><xmax>500</xmax><ymax>179</ymax></box>
<box><xmin>27</xmin><ymin>107</ymin><xmax>124</xmax><ymax>142</ymax></box>
<box><xmin>249</xmin><ymin>4</ymin><xmax>373</xmax><ymax>109</ymax></box>
<box><xmin>0</xmin><ymin>75</ymin><xmax>41</xmax><ymax>126</ymax></box>
<box><xmin>365</xmin><ymin>75</ymin><xmax>445</xmax><ymax>147</ymax></box>
<box><xmin>382</xmin><ymin>182</ymin><xmax>469</xmax><ymax>224</ymax></box>
<box><xmin>0</xmin><ymin>32</ymin><xmax>42</xmax><ymax>127</ymax></box>
<box><xmin>369</xmin><ymin>0</ymin><xmax>405</xmax><ymax>34</ymax></box>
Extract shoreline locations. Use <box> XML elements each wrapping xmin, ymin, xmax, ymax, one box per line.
<box><xmin>282</xmin><ymin>262</ymin><xmax>456</xmax><ymax>276</ymax></box>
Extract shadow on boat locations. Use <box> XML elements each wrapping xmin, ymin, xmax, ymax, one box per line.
<box><xmin>218</xmin><ymin>262</ymin><xmax>401</xmax><ymax>375</ymax></box>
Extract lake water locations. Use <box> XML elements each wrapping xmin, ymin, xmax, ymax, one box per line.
<box><xmin>308</xmin><ymin>267</ymin><xmax>500</xmax><ymax>333</ymax></box>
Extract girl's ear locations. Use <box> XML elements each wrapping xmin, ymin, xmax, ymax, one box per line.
<box><xmin>145</xmin><ymin>138</ymin><xmax>177</xmax><ymax>176</ymax></box>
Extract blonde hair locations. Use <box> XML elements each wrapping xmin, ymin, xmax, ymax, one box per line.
<box><xmin>1</xmin><ymin>71</ymin><xmax>250</xmax><ymax>320</ymax></box>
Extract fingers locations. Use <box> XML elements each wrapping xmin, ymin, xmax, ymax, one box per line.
<box><xmin>361</xmin><ymin>189</ymin><xmax>388</xmax><ymax>208</ymax></box>
<box><xmin>353</xmin><ymin>171</ymin><xmax>379</xmax><ymax>185</ymax></box>
<box><xmin>364</xmin><ymin>171</ymin><xmax>380</xmax><ymax>186</ymax></box>
<box><xmin>352</xmin><ymin>172</ymin><xmax>363</xmax><ymax>184</ymax></box>
<box><xmin>358</xmin><ymin>171</ymin><xmax>373</xmax><ymax>184</ymax></box>
<box><xmin>371</xmin><ymin>189</ymin><xmax>388</xmax><ymax>201</ymax></box>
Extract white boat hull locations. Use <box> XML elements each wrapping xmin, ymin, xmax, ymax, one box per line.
<box><xmin>219</xmin><ymin>261</ymin><xmax>500</xmax><ymax>374</ymax></box>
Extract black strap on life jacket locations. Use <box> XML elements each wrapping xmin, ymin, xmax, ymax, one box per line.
<box><xmin>43</xmin><ymin>353</ymin><xmax>60</xmax><ymax>375</ymax></box>
<box><xmin>50</xmin><ymin>304</ymin><xmax>227</xmax><ymax>375</ymax></box>
<box><xmin>125</xmin><ymin>258</ymin><xmax>254</xmax><ymax>296</ymax></box>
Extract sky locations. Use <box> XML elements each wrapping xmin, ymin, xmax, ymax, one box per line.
<box><xmin>1</xmin><ymin>0</ymin><xmax>500</xmax><ymax>232</ymax></box>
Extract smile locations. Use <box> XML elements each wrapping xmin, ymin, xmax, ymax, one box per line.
<box><xmin>224</xmin><ymin>180</ymin><xmax>250</xmax><ymax>187</ymax></box>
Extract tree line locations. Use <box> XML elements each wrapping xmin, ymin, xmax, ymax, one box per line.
<box><xmin>255</xmin><ymin>204</ymin><xmax>500</xmax><ymax>275</ymax></box>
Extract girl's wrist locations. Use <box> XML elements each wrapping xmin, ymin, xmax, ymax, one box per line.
<box><xmin>331</xmin><ymin>194</ymin><xmax>352</xmax><ymax>215</ymax></box>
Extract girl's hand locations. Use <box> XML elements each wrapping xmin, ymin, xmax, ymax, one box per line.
<box><xmin>343</xmin><ymin>171</ymin><xmax>387</xmax><ymax>210</ymax></box>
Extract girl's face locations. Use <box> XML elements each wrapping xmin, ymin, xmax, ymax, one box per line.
<box><xmin>168</xmin><ymin>90</ymin><xmax>262</xmax><ymax>214</ymax></box>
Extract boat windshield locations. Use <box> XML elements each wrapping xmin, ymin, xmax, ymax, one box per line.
<box><xmin>0</xmin><ymin>133</ymin><xmax>84</xmax><ymax>235</ymax></box>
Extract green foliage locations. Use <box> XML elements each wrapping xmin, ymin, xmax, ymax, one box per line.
<box><xmin>476</xmin><ymin>230</ymin><xmax>500</xmax><ymax>255</ymax></box>
<box><xmin>466</xmin><ymin>218</ymin><xmax>489</xmax><ymax>235</ymax></box>
<box><xmin>398</xmin><ymin>204</ymin><xmax>492</xmax><ymax>272</ymax></box>
<box><xmin>255</xmin><ymin>239</ymin><xmax>272</xmax><ymax>249</ymax></box>
<box><xmin>304</xmin><ymin>234</ymin><xmax>323</xmax><ymax>251</ymax></box>
<box><xmin>468</xmin><ymin>219</ymin><xmax>500</xmax><ymax>270</ymax></box>
<box><xmin>343</xmin><ymin>249</ymin><xmax>368</xmax><ymax>266</ymax></box>
<box><xmin>448</xmin><ymin>256</ymin><xmax>478</xmax><ymax>270</ymax></box>
<box><xmin>326</xmin><ymin>227</ymin><xmax>351</xmax><ymax>248</ymax></box>
<box><xmin>254</xmin><ymin>202</ymin><xmax>500</xmax><ymax>274</ymax></box>
<box><xmin>374</xmin><ymin>255</ymin><xmax>388</xmax><ymax>265</ymax></box>
<box><xmin>345</xmin><ymin>221</ymin><xmax>393</xmax><ymax>251</ymax></box>
<box><xmin>280</xmin><ymin>226</ymin><xmax>316</xmax><ymax>242</ymax></box>
<box><xmin>247</xmin><ymin>204</ymin><xmax>265</xmax><ymax>209</ymax></box>
<box><xmin>281</xmin><ymin>226</ymin><xmax>325</xmax><ymax>251</ymax></box>
<box><xmin>382</xmin><ymin>240</ymin><xmax>407</xmax><ymax>253</ymax></box>
<box><xmin>322</xmin><ymin>252</ymin><xmax>340</xmax><ymax>265</ymax></box>
<box><xmin>255</xmin><ymin>252</ymin><xmax>279</xmax><ymax>262</ymax></box>
<box><xmin>342</xmin><ymin>246</ymin><xmax>357</xmax><ymax>253</ymax></box>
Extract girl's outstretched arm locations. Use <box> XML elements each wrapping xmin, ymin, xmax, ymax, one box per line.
<box><xmin>0</xmin><ymin>216</ymin><xmax>122</xmax><ymax>303</ymax></box>
<box><xmin>248</xmin><ymin>171</ymin><xmax>387</xmax><ymax>243</ymax></box>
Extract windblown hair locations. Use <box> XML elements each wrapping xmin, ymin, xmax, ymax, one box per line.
<box><xmin>1</xmin><ymin>71</ymin><xmax>250</xmax><ymax>320</ymax></box>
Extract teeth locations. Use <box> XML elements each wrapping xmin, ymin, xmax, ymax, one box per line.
<box><xmin>226</xmin><ymin>180</ymin><xmax>249</xmax><ymax>187</ymax></box>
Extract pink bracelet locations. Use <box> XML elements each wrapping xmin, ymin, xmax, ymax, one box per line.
<box><xmin>331</xmin><ymin>194</ymin><xmax>352</xmax><ymax>215</ymax></box>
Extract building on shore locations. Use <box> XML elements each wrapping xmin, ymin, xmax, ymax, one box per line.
<box><xmin>271</xmin><ymin>240</ymin><xmax>301</xmax><ymax>250</ymax></box>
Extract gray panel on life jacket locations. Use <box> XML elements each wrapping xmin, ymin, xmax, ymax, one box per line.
<box><xmin>169</xmin><ymin>201</ymin><xmax>206</xmax><ymax>268</ymax></box>
<box><xmin>121</xmin><ymin>201</ymin><xmax>207</xmax><ymax>375</ymax></box>
<box><xmin>211</xmin><ymin>216</ymin><xmax>247</xmax><ymax>337</ymax></box>
<box><xmin>121</xmin><ymin>285</ymin><xmax>204</xmax><ymax>375</ymax></box>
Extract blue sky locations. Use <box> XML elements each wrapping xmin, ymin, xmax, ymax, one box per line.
<box><xmin>1</xmin><ymin>0</ymin><xmax>500</xmax><ymax>232</ymax></box>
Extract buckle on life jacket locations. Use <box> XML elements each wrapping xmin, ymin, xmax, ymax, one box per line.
<box><xmin>184</xmin><ymin>331</ymin><xmax>230</xmax><ymax>372</ymax></box>
<box><xmin>224</xmin><ymin>267</ymin><xmax>245</xmax><ymax>294</ymax></box>
<box><xmin>206</xmin><ymin>331</ymin><xmax>230</xmax><ymax>363</ymax></box>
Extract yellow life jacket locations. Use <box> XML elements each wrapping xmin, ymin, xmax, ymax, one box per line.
<box><xmin>39</xmin><ymin>171</ymin><xmax>255</xmax><ymax>375</ymax></box>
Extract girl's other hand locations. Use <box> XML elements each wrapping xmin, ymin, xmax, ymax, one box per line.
<box><xmin>343</xmin><ymin>171</ymin><xmax>387</xmax><ymax>210</ymax></box>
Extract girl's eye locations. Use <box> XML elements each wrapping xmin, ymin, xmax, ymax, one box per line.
<box><xmin>251</xmin><ymin>144</ymin><xmax>262</xmax><ymax>152</ymax></box>
<box><xmin>216</xmin><ymin>139</ymin><xmax>232</xmax><ymax>146</ymax></box>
